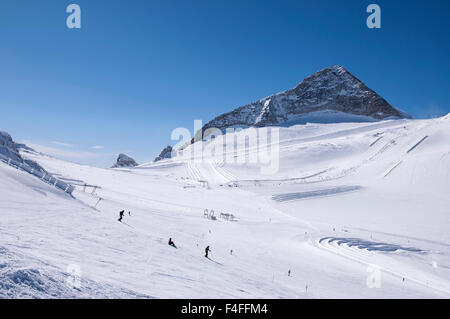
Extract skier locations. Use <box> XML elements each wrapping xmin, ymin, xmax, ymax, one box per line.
<box><xmin>288</xmin><ymin>269</ymin><xmax>291</xmax><ymax>277</ymax></box>
<box><xmin>168</xmin><ymin>238</ymin><xmax>177</xmax><ymax>248</ymax></box>
<box><xmin>205</xmin><ymin>246</ymin><xmax>211</xmax><ymax>258</ymax></box>
<box><xmin>128</xmin><ymin>211</ymin><xmax>131</xmax><ymax>216</ymax></box>
<box><xmin>230</xmin><ymin>249</ymin><xmax>233</xmax><ymax>255</ymax></box>
<box><xmin>118</xmin><ymin>210</ymin><xmax>125</xmax><ymax>222</ymax></box>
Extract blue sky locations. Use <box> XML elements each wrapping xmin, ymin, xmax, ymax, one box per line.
<box><xmin>1</xmin><ymin>0</ymin><xmax>449</xmax><ymax>167</ymax></box>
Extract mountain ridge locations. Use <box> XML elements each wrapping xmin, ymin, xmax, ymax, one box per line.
<box><xmin>112</xmin><ymin>153</ymin><xmax>139</xmax><ymax>168</ymax></box>
<box><xmin>199</xmin><ymin>66</ymin><xmax>409</xmax><ymax>134</ymax></box>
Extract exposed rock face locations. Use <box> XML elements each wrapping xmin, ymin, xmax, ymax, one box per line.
<box><xmin>15</xmin><ymin>143</ymin><xmax>36</xmax><ymax>153</ymax></box>
<box><xmin>0</xmin><ymin>131</ymin><xmax>46</xmax><ymax>173</ymax></box>
<box><xmin>111</xmin><ymin>154</ymin><xmax>138</xmax><ymax>168</ymax></box>
<box><xmin>160</xmin><ymin>65</ymin><xmax>410</xmax><ymax>153</ymax></box>
<box><xmin>0</xmin><ymin>131</ymin><xmax>22</xmax><ymax>162</ymax></box>
<box><xmin>202</xmin><ymin>65</ymin><xmax>408</xmax><ymax>131</ymax></box>
<box><xmin>154</xmin><ymin>145</ymin><xmax>173</xmax><ymax>162</ymax></box>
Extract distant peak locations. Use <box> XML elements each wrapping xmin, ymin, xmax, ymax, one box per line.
<box><xmin>316</xmin><ymin>65</ymin><xmax>351</xmax><ymax>76</ymax></box>
<box><xmin>296</xmin><ymin>65</ymin><xmax>356</xmax><ymax>88</ymax></box>
<box><xmin>0</xmin><ymin>131</ymin><xmax>13</xmax><ymax>140</ymax></box>
<box><xmin>326</xmin><ymin>65</ymin><xmax>347</xmax><ymax>72</ymax></box>
<box><xmin>154</xmin><ymin>145</ymin><xmax>173</xmax><ymax>162</ymax></box>
<box><xmin>111</xmin><ymin>153</ymin><xmax>138</xmax><ymax>168</ymax></box>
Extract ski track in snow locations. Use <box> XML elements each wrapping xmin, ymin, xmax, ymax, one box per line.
<box><xmin>272</xmin><ymin>186</ymin><xmax>363</xmax><ymax>202</ymax></box>
<box><xmin>407</xmin><ymin>136</ymin><xmax>429</xmax><ymax>154</ymax></box>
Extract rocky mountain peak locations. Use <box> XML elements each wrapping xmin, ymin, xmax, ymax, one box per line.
<box><xmin>158</xmin><ymin>65</ymin><xmax>411</xmax><ymax>156</ymax></box>
<box><xmin>197</xmin><ymin>65</ymin><xmax>409</xmax><ymax>133</ymax></box>
<box><xmin>111</xmin><ymin>153</ymin><xmax>138</xmax><ymax>168</ymax></box>
<box><xmin>0</xmin><ymin>131</ymin><xmax>22</xmax><ymax>162</ymax></box>
<box><xmin>154</xmin><ymin>145</ymin><xmax>173</xmax><ymax>162</ymax></box>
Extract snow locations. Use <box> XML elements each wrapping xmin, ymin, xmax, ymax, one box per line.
<box><xmin>198</xmin><ymin>65</ymin><xmax>408</xmax><ymax>136</ymax></box>
<box><xmin>1</xmin><ymin>115</ymin><xmax>450</xmax><ymax>298</ymax></box>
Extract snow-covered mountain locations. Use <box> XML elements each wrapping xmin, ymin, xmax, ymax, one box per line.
<box><xmin>154</xmin><ymin>145</ymin><xmax>173</xmax><ymax>162</ymax></box>
<box><xmin>111</xmin><ymin>154</ymin><xmax>138</xmax><ymax>168</ymax></box>
<box><xmin>193</xmin><ymin>65</ymin><xmax>408</xmax><ymax>142</ymax></box>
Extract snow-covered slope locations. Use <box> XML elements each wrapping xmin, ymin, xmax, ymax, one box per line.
<box><xmin>1</xmin><ymin>116</ymin><xmax>449</xmax><ymax>298</ymax></box>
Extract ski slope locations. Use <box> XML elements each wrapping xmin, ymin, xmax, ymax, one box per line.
<box><xmin>1</xmin><ymin>115</ymin><xmax>450</xmax><ymax>298</ymax></box>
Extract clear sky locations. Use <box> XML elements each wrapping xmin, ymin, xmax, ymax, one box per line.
<box><xmin>1</xmin><ymin>0</ymin><xmax>449</xmax><ymax>167</ymax></box>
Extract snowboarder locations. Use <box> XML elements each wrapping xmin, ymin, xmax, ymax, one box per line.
<box><xmin>205</xmin><ymin>246</ymin><xmax>211</xmax><ymax>258</ymax></box>
<box><xmin>168</xmin><ymin>238</ymin><xmax>177</xmax><ymax>248</ymax></box>
<box><xmin>118</xmin><ymin>210</ymin><xmax>125</xmax><ymax>222</ymax></box>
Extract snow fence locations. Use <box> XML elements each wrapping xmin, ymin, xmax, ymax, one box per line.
<box><xmin>0</xmin><ymin>153</ymin><xmax>75</xmax><ymax>195</ymax></box>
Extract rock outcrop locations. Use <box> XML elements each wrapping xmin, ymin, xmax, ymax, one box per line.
<box><xmin>154</xmin><ymin>146</ymin><xmax>173</xmax><ymax>162</ymax></box>
<box><xmin>198</xmin><ymin>65</ymin><xmax>409</xmax><ymax>135</ymax></box>
<box><xmin>111</xmin><ymin>154</ymin><xmax>138</xmax><ymax>168</ymax></box>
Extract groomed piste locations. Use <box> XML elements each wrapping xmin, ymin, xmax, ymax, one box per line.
<box><xmin>1</xmin><ymin>114</ymin><xmax>450</xmax><ymax>298</ymax></box>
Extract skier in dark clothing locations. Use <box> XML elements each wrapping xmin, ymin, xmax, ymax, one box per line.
<box><xmin>118</xmin><ymin>210</ymin><xmax>125</xmax><ymax>222</ymax></box>
<box><xmin>168</xmin><ymin>238</ymin><xmax>177</xmax><ymax>248</ymax></box>
<box><xmin>205</xmin><ymin>246</ymin><xmax>211</xmax><ymax>258</ymax></box>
